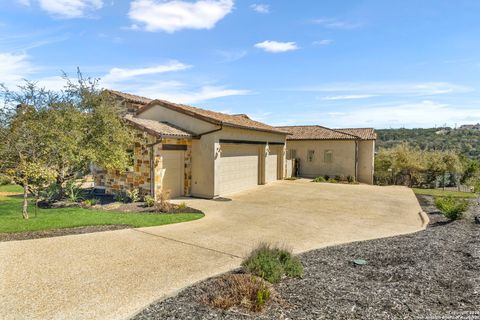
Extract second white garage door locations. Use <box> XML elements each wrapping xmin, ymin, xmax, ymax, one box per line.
<box><xmin>265</xmin><ymin>147</ymin><xmax>279</xmax><ymax>183</ymax></box>
<box><xmin>218</xmin><ymin>144</ymin><xmax>259</xmax><ymax>195</ymax></box>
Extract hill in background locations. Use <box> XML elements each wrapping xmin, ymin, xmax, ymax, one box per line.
<box><xmin>376</xmin><ymin>126</ymin><xmax>480</xmax><ymax>160</ymax></box>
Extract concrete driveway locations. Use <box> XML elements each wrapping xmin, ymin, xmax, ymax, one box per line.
<box><xmin>0</xmin><ymin>180</ymin><xmax>425</xmax><ymax>320</ymax></box>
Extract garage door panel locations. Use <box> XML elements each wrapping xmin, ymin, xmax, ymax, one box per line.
<box><xmin>218</xmin><ymin>145</ymin><xmax>259</xmax><ymax>195</ymax></box>
<box><xmin>265</xmin><ymin>148</ymin><xmax>278</xmax><ymax>183</ymax></box>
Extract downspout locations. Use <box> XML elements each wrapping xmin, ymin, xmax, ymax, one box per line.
<box><xmin>354</xmin><ymin>140</ymin><xmax>359</xmax><ymax>182</ymax></box>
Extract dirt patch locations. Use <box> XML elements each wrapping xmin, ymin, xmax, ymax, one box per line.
<box><xmin>131</xmin><ymin>195</ymin><xmax>480</xmax><ymax>320</ymax></box>
<box><xmin>0</xmin><ymin>225</ymin><xmax>130</xmax><ymax>242</ymax></box>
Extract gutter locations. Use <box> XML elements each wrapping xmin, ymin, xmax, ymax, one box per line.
<box><xmin>193</xmin><ymin>124</ymin><xmax>223</xmax><ymax>139</ymax></box>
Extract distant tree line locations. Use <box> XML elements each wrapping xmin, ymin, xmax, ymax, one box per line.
<box><xmin>376</xmin><ymin>127</ymin><xmax>480</xmax><ymax>160</ymax></box>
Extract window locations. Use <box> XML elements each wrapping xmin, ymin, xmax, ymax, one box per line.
<box><xmin>307</xmin><ymin>150</ymin><xmax>315</xmax><ymax>162</ymax></box>
<box><xmin>290</xmin><ymin>149</ymin><xmax>297</xmax><ymax>159</ymax></box>
<box><xmin>324</xmin><ymin>150</ymin><xmax>333</xmax><ymax>163</ymax></box>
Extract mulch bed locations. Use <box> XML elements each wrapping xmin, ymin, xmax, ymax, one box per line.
<box><xmin>132</xmin><ymin>195</ymin><xmax>480</xmax><ymax>320</ymax></box>
<box><xmin>0</xmin><ymin>225</ymin><xmax>130</xmax><ymax>242</ymax></box>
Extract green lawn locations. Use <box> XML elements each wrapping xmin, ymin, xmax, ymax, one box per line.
<box><xmin>412</xmin><ymin>188</ymin><xmax>477</xmax><ymax>199</ymax></box>
<box><xmin>0</xmin><ymin>194</ymin><xmax>203</xmax><ymax>234</ymax></box>
<box><xmin>0</xmin><ymin>184</ymin><xmax>23</xmax><ymax>193</ymax></box>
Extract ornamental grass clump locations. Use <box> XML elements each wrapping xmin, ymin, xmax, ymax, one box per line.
<box><xmin>435</xmin><ymin>196</ymin><xmax>469</xmax><ymax>220</ymax></box>
<box><xmin>242</xmin><ymin>243</ymin><xmax>303</xmax><ymax>283</ymax></box>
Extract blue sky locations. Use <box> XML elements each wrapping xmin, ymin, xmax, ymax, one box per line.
<box><xmin>1</xmin><ymin>0</ymin><xmax>480</xmax><ymax>128</ymax></box>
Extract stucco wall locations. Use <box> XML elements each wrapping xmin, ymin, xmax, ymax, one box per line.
<box><xmin>286</xmin><ymin>140</ymin><xmax>356</xmax><ymax>179</ymax></box>
<box><xmin>138</xmin><ymin>104</ymin><xmax>218</xmax><ymax>134</ymax></box>
<box><xmin>357</xmin><ymin>140</ymin><xmax>375</xmax><ymax>184</ymax></box>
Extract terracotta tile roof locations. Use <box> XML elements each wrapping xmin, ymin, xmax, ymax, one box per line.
<box><xmin>107</xmin><ymin>90</ymin><xmax>287</xmax><ymax>135</ymax></box>
<box><xmin>106</xmin><ymin>90</ymin><xmax>152</xmax><ymax>105</ymax></box>
<box><xmin>277</xmin><ymin>125</ymin><xmax>375</xmax><ymax>140</ymax></box>
<box><xmin>336</xmin><ymin>128</ymin><xmax>377</xmax><ymax>140</ymax></box>
<box><xmin>124</xmin><ymin>114</ymin><xmax>193</xmax><ymax>138</ymax></box>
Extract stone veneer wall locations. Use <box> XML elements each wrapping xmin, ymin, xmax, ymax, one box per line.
<box><xmin>93</xmin><ymin>131</ymin><xmax>192</xmax><ymax>199</ymax></box>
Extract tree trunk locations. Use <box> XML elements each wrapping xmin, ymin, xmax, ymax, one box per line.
<box><xmin>22</xmin><ymin>184</ymin><xmax>29</xmax><ymax>219</ymax></box>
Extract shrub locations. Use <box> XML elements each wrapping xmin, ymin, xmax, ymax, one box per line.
<box><xmin>328</xmin><ymin>178</ymin><xmax>338</xmax><ymax>183</ymax></box>
<box><xmin>0</xmin><ymin>175</ymin><xmax>12</xmax><ymax>186</ymax></box>
<box><xmin>324</xmin><ymin>175</ymin><xmax>330</xmax><ymax>180</ymax></box>
<box><xmin>154</xmin><ymin>191</ymin><xmax>173</xmax><ymax>212</ymax></box>
<box><xmin>41</xmin><ymin>183</ymin><xmax>63</xmax><ymax>202</ymax></box>
<box><xmin>127</xmin><ymin>188</ymin><xmax>140</xmax><ymax>203</ymax></box>
<box><xmin>347</xmin><ymin>175</ymin><xmax>355</xmax><ymax>183</ymax></box>
<box><xmin>65</xmin><ymin>180</ymin><xmax>83</xmax><ymax>202</ymax></box>
<box><xmin>242</xmin><ymin>243</ymin><xmax>303</xmax><ymax>283</ymax></box>
<box><xmin>312</xmin><ymin>176</ymin><xmax>326</xmax><ymax>183</ymax></box>
<box><xmin>334</xmin><ymin>175</ymin><xmax>342</xmax><ymax>181</ymax></box>
<box><xmin>178</xmin><ymin>201</ymin><xmax>187</xmax><ymax>210</ymax></box>
<box><xmin>113</xmin><ymin>191</ymin><xmax>129</xmax><ymax>203</ymax></box>
<box><xmin>144</xmin><ymin>195</ymin><xmax>155</xmax><ymax>207</ymax></box>
<box><xmin>82</xmin><ymin>198</ymin><xmax>100</xmax><ymax>207</ymax></box>
<box><xmin>199</xmin><ymin>274</ymin><xmax>272</xmax><ymax>312</ymax></box>
<box><xmin>435</xmin><ymin>196</ymin><xmax>469</xmax><ymax>220</ymax></box>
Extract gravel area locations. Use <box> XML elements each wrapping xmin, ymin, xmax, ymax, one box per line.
<box><xmin>0</xmin><ymin>225</ymin><xmax>130</xmax><ymax>242</ymax></box>
<box><xmin>132</xmin><ymin>195</ymin><xmax>480</xmax><ymax>320</ymax></box>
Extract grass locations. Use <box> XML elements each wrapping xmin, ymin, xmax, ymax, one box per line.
<box><xmin>0</xmin><ymin>184</ymin><xmax>23</xmax><ymax>193</ymax></box>
<box><xmin>412</xmin><ymin>188</ymin><xmax>476</xmax><ymax>199</ymax></box>
<box><xmin>0</xmin><ymin>193</ymin><xmax>203</xmax><ymax>234</ymax></box>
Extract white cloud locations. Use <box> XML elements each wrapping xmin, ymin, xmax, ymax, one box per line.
<box><xmin>215</xmin><ymin>49</ymin><xmax>247</xmax><ymax>63</ymax></box>
<box><xmin>34</xmin><ymin>0</ymin><xmax>103</xmax><ymax>18</ymax></box>
<box><xmin>102</xmin><ymin>61</ymin><xmax>191</xmax><ymax>83</ymax></box>
<box><xmin>313</xmin><ymin>39</ymin><xmax>332</xmax><ymax>46</ymax></box>
<box><xmin>0</xmin><ymin>52</ymin><xmax>35</xmax><ymax>88</ymax></box>
<box><xmin>128</xmin><ymin>0</ymin><xmax>234</xmax><ymax>33</ymax></box>
<box><xmin>254</xmin><ymin>40</ymin><xmax>298</xmax><ymax>53</ymax></box>
<box><xmin>250</xmin><ymin>3</ymin><xmax>269</xmax><ymax>13</ymax></box>
<box><xmin>297</xmin><ymin>82</ymin><xmax>472</xmax><ymax>97</ymax></box>
<box><xmin>320</xmin><ymin>94</ymin><xmax>377</xmax><ymax>101</ymax></box>
<box><xmin>17</xmin><ymin>0</ymin><xmax>31</xmax><ymax>6</ymax></box>
<box><xmin>312</xmin><ymin>18</ymin><xmax>361</xmax><ymax>30</ymax></box>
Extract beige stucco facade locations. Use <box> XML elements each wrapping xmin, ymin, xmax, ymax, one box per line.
<box><xmin>286</xmin><ymin>139</ymin><xmax>375</xmax><ymax>184</ymax></box>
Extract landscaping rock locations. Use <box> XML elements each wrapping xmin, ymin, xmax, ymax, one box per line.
<box><xmin>131</xmin><ymin>195</ymin><xmax>480</xmax><ymax>320</ymax></box>
<box><xmin>475</xmin><ymin>215</ymin><xmax>480</xmax><ymax>224</ymax></box>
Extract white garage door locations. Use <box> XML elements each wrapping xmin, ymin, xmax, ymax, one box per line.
<box><xmin>218</xmin><ymin>144</ymin><xmax>259</xmax><ymax>195</ymax></box>
<box><xmin>265</xmin><ymin>147</ymin><xmax>278</xmax><ymax>183</ymax></box>
<box><xmin>160</xmin><ymin>151</ymin><xmax>184</xmax><ymax>198</ymax></box>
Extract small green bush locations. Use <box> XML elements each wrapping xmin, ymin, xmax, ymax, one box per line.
<box><xmin>0</xmin><ymin>175</ymin><xmax>12</xmax><ymax>186</ymax></box>
<box><xmin>144</xmin><ymin>195</ymin><xmax>155</xmax><ymax>207</ymax></box>
<box><xmin>82</xmin><ymin>198</ymin><xmax>100</xmax><ymax>207</ymax></box>
<box><xmin>127</xmin><ymin>188</ymin><xmax>140</xmax><ymax>203</ymax></box>
<box><xmin>328</xmin><ymin>178</ymin><xmax>338</xmax><ymax>183</ymax></box>
<box><xmin>312</xmin><ymin>176</ymin><xmax>326</xmax><ymax>183</ymax></box>
<box><xmin>347</xmin><ymin>175</ymin><xmax>355</xmax><ymax>183</ymax></box>
<box><xmin>178</xmin><ymin>201</ymin><xmax>188</xmax><ymax>210</ymax></box>
<box><xmin>255</xmin><ymin>286</ymin><xmax>271</xmax><ymax>311</ymax></box>
<box><xmin>435</xmin><ymin>196</ymin><xmax>469</xmax><ymax>220</ymax></box>
<box><xmin>242</xmin><ymin>243</ymin><xmax>303</xmax><ymax>283</ymax></box>
<box><xmin>65</xmin><ymin>180</ymin><xmax>83</xmax><ymax>202</ymax></box>
<box><xmin>334</xmin><ymin>175</ymin><xmax>342</xmax><ymax>181</ymax></box>
<box><xmin>324</xmin><ymin>175</ymin><xmax>330</xmax><ymax>180</ymax></box>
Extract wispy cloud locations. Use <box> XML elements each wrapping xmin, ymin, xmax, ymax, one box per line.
<box><xmin>22</xmin><ymin>0</ymin><xmax>104</xmax><ymax>18</ymax></box>
<box><xmin>128</xmin><ymin>0</ymin><xmax>234</xmax><ymax>33</ymax></box>
<box><xmin>311</xmin><ymin>18</ymin><xmax>361</xmax><ymax>30</ymax></box>
<box><xmin>215</xmin><ymin>49</ymin><xmax>248</xmax><ymax>63</ymax></box>
<box><xmin>254</xmin><ymin>40</ymin><xmax>298</xmax><ymax>53</ymax></box>
<box><xmin>0</xmin><ymin>52</ymin><xmax>35</xmax><ymax>87</ymax></box>
<box><xmin>250</xmin><ymin>3</ymin><xmax>269</xmax><ymax>14</ymax></box>
<box><xmin>312</xmin><ymin>39</ymin><xmax>333</xmax><ymax>46</ymax></box>
<box><xmin>102</xmin><ymin>61</ymin><xmax>191</xmax><ymax>82</ymax></box>
<box><xmin>297</xmin><ymin>82</ymin><xmax>473</xmax><ymax>97</ymax></box>
<box><xmin>320</xmin><ymin>94</ymin><xmax>377</xmax><ymax>101</ymax></box>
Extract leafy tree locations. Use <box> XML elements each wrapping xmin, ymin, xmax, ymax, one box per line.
<box><xmin>0</xmin><ymin>72</ymin><xmax>134</xmax><ymax>218</ymax></box>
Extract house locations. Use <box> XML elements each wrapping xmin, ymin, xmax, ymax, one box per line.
<box><xmin>277</xmin><ymin>126</ymin><xmax>376</xmax><ymax>184</ymax></box>
<box><xmin>94</xmin><ymin>91</ymin><xmax>289</xmax><ymax>199</ymax></box>
<box><xmin>94</xmin><ymin>91</ymin><xmax>376</xmax><ymax>199</ymax></box>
